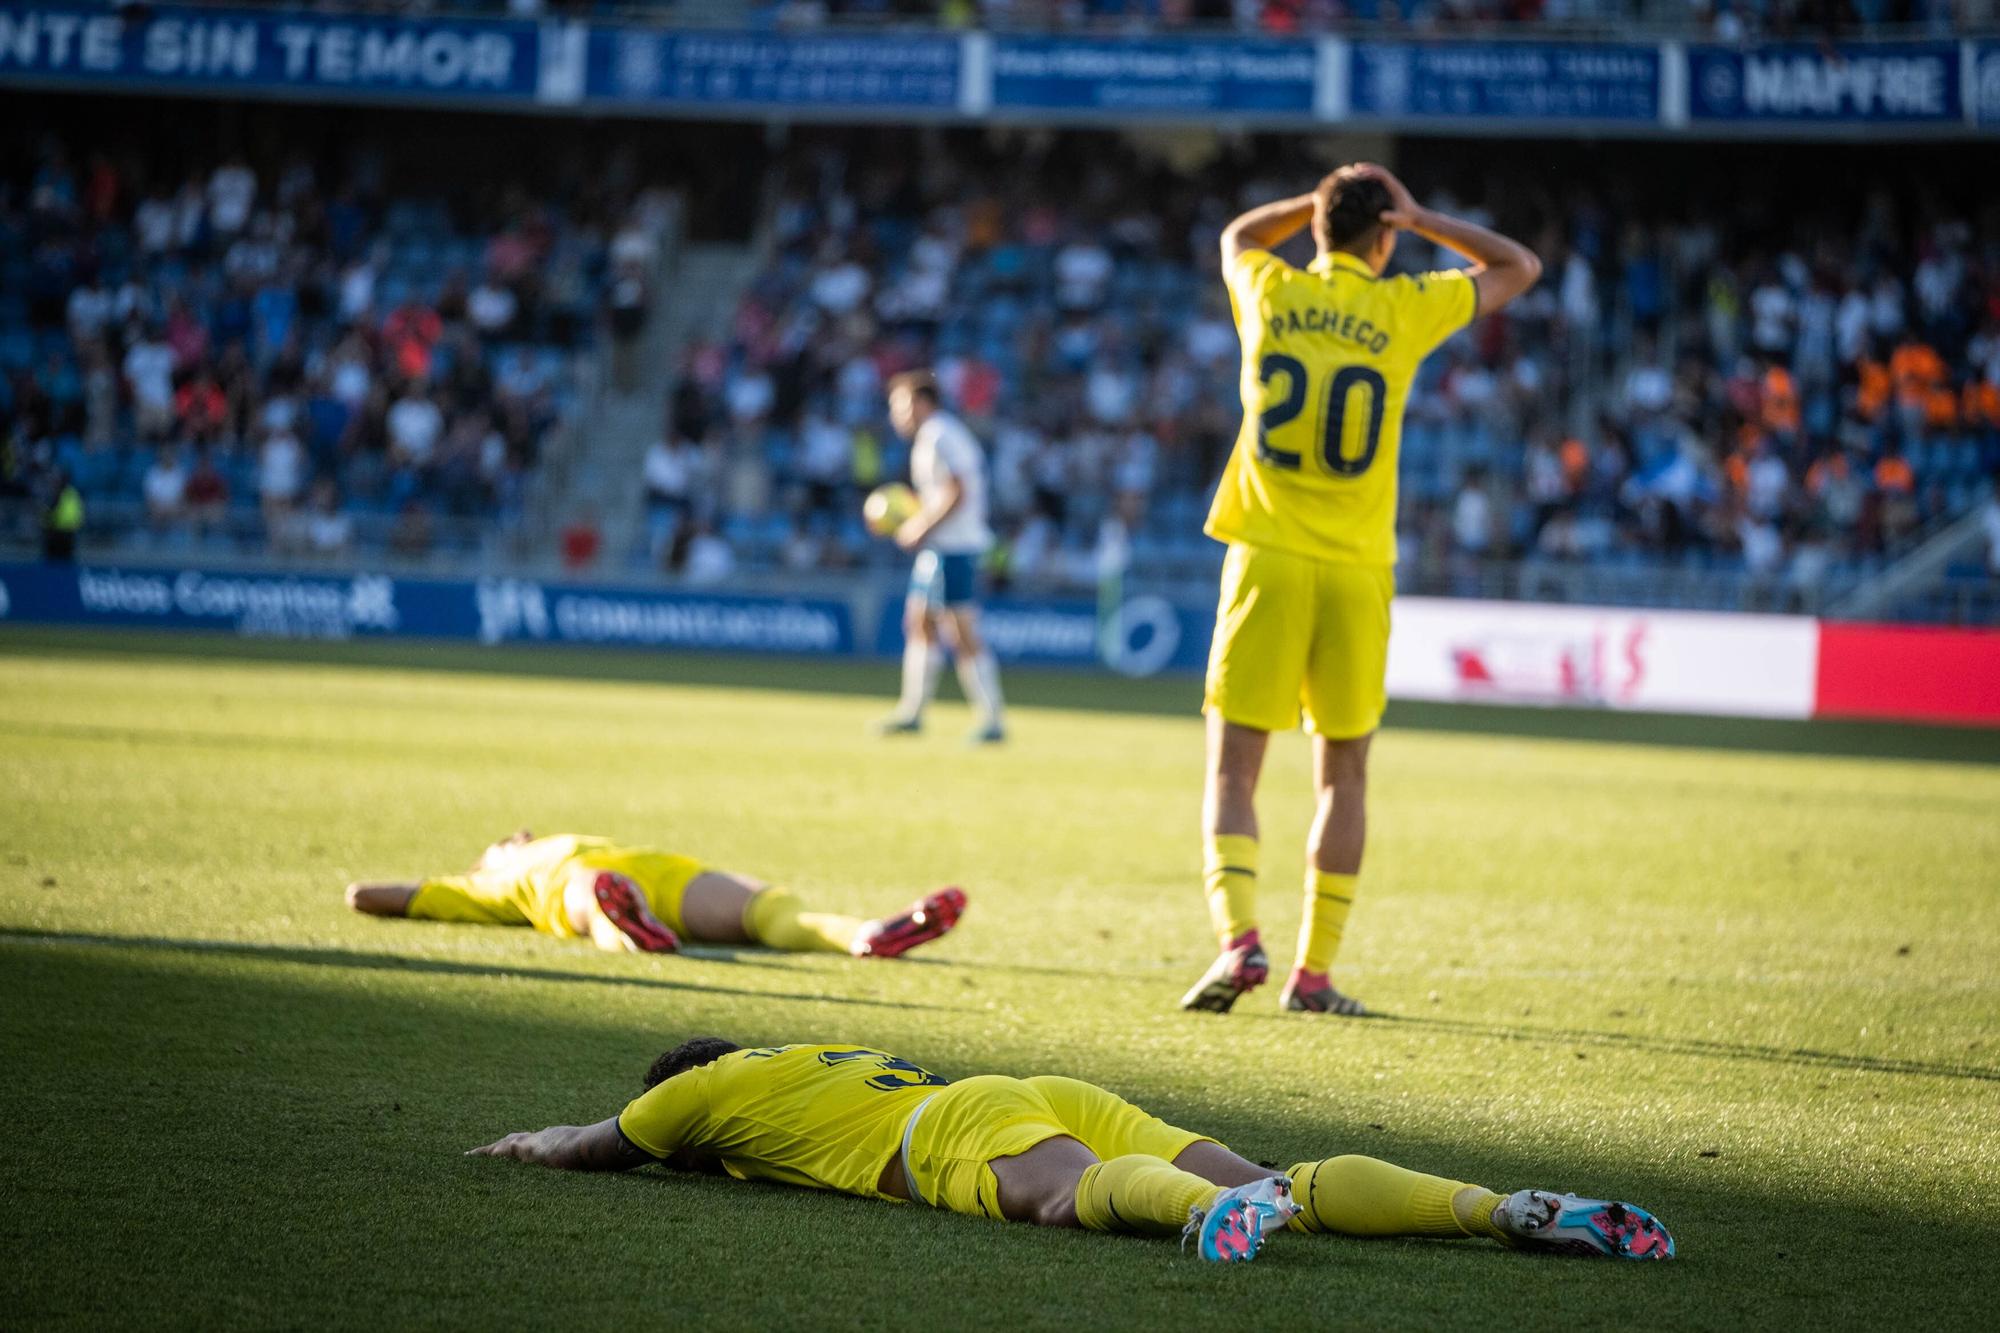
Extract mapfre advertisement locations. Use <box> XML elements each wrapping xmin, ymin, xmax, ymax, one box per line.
<box><xmin>1387</xmin><ymin>598</ymin><xmax>1821</xmax><ymax>719</ymax></box>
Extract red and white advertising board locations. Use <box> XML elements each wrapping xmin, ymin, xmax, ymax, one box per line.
<box><xmin>1814</xmin><ymin>622</ymin><xmax>2000</xmax><ymax>725</ymax></box>
<box><xmin>1388</xmin><ymin>598</ymin><xmax>1823</xmax><ymax>719</ymax></box>
<box><xmin>1387</xmin><ymin>597</ymin><xmax>2000</xmax><ymax>727</ymax></box>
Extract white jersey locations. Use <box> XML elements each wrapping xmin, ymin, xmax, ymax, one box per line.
<box><xmin>911</xmin><ymin>410</ymin><xmax>994</xmax><ymax>555</ymax></box>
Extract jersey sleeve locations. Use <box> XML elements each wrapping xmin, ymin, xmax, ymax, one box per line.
<box><xmin>1222</xmin><ymin>248</ymin><xmax>1284</xmax><ymax>316</ymax></box>
<box><xmin>616</xmin><ymin>1066</ymin><xmax>712</xmax><ymax>1159</ymax></box>
<box><xmin>1397</xmin><ymin>268</ymin><xmax>1480</xmax><ymax>353</ymax></box>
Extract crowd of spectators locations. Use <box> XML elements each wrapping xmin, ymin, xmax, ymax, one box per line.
<box><xmin>8</xmin><ymin>115</ymin><xmax>1995</xmax><ymax>613</ymax></box>
<box><xmin>0</xmin><ymin>131</ymin><xmax>645</xmax><ymax>561</ymax></box>
<box><xmin>648</xmin><ymin>131</ymin><xmax>2000</xmax><ymax>605</ymax></box>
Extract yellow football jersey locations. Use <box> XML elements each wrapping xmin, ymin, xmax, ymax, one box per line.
<box><xmin>413</xmin><ymin>835</ymin><xmax>701</xmax><ymax>937</ymax></box>
<box><xmin>617</xmin><ymin>1044</ymin><xmax>949</xmax><ymax>1199</ymax></box>
<box><xmin>452</xmin><ymin>835</ymin><xmax>622</xmax><ymax>934</ymax></box>
<box><xmin>1206</xmin><ymin>249</ymin><xmax>1477</xmax><ymax>566</ymax></box>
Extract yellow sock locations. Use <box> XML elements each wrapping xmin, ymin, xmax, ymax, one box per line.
<box><xmin>743</xmin><ymin>888</ymin><xmax>862</xmax><ymax>954</ymax></box>
<box><xmin>1074</xmin><ymin>1155</ymin><xmax>1222</xmax><ymax>1235</ymax></box>
<box><xmin>1285</xmin><ymin>1156</ymin><xmax>1505</xmax><ymax>1240</ymax></box>
<box><xmin>1295</xmin><ymin>869</ymin><xmax>1358</xmax><ymax>974</ymax></box>
<box><xmin>1202</xmin><ymin>834</ymin><xmax>1260</xmax><ymax>945</ymax></box>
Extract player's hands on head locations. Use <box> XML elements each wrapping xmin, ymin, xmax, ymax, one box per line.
<box><xmin>1355</xmin><ymin>163</ymin><xmax>1422</xmax><ymax>230</ymax></box>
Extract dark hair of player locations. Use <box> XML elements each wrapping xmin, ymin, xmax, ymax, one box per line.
<box><xmin>1314</xmin><ymin>170</ymin><xmax>1392</xmax><ymax>254</ymax></box>
<box><xmin>643</xmin><ymin>1037</ymin><xmax>743</xmax><ymax>1089</ymax></box>
<box><xmin>886</xmin><ymin>369</ymin><xmax>941</xmax><ymax>405</ymax></box>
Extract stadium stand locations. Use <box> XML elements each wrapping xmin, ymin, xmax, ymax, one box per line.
<box><xmin>0</xmin><ymin>112</ymin><xmax>658</xmax><ymax>562</ymax></box>
<box><xmin>2</xmin><ymin>95</ymin><xmax>1993</xmax><ymax>621</ymax></box>
<box><xmin>647</xmin><ymin>130</ymin><xmax>1999</xmax><ymax>614</ymax></box>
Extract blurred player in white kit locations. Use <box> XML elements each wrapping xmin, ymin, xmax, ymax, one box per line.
<box><xmin>876</xmin><ymin>369</ymin><xmax>1007</xmax><ymax>745</ymax></box>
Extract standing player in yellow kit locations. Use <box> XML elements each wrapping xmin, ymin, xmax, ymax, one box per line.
<box><xmin>1184</xmin><ymin>164</ymin><xmax>1542</xmax><ymax>1016</ymax></box>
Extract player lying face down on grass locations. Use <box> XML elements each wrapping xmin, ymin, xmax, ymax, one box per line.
<box><xmin>346</xmin><ymin>831</ymin><xmax>964</xmax><ymax>959</ymax></box>
<box><xmin>468</xmin><ymin>1039</ymin><xmax>1674</xmax><ymax>1264</ymax></box>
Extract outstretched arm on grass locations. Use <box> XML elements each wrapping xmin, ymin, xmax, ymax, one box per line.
<box><xmin>468</xmin><ymin>1117</ymin><xmax>650</xmax><ymax>1171</ymax></box>
<box><xmin>346</xmin><ymin>883</ymin><xmax>418</xmax><ymax>916</ymax></box>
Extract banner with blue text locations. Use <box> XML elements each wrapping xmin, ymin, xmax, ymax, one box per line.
<box><xmin>1970</xmin><ymin>40</ymin><xmax>2000</xmax><ymax>127</ymax></box>
<box><xmin>989</xmin><ymin>35</ymin><xmax>1315</xmax><ymax>116</ymax></box>
<box><xmin>873</xmin><ymin>593</ymin><xmax>1211</xmax><ymax>677</ymax></box>
<box><xmin>582</xmin><ymin>28</ymin><xmax>960</xmax><ymax>110</ymax></box>
<box><xmin>0</xmin><ymin>4</ymin><xmax>540</xmax><ymax>99</ymax></box>
<box><xmin>4</xmin><ymin>10</ymin><xmax>1999</xmax><ymax>136</ymax></box>
<box><xmin>1686</xmin><ymin>41</ymin><xmax>1961</xmax><ymax>124</ymax></box>
<box><xmin>0</xmin><ymin>563</ymin><xmax>856</xmax><ymax>655</ymax></box>
<box><xmin>1348</xmin><ymin>41</ymin><xmax>1660</xmax><ymax>123</ymax></box>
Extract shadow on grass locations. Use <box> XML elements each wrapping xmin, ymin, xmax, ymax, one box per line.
<box><xmin>892</xmin><ymin>954</ymin><xmax>1116</xmax><ymax>981</ymax></box>
<box><xmin>910</xmin><ymin>956</ymin><xmax>2000</xmax><ymax>1085</ymax></box>
<box><xmin>1357</xmin><ymin>1011</ymin><xmax>2000</xmax><ymax>1084</ymax></box>
<box><xmin>0</xmin><ymin>926</ymin><xmax>969</xmax><ymax>1014</ymax></box>
<box><xmin>7</xmin><ymin>625</ymin><xmax>1998</xmax><ymax>764</ymax></box>
<box><xmin>2</xmin><ymin>932</ymin><xmax>1987</xmax><ymax>1328</ymax></box>
<box><xmin>0</xmin><ymin>715</ymin><xmax>529</xmax><ymax>761</ymax></box>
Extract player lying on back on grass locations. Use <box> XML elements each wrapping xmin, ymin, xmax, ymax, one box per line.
<box><xmin>346</xmin><ymin>832</ymin><xmax>965</xmax><ymax>960</ymax></box>
<box><xmin>469</xmin><ymin>1038</ymin><xmax>1675</xmax><ymax>1265</ymax></box>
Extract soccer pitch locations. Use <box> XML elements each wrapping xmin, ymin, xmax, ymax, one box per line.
<box><xmin>3</xmin><ymin>630</ymin><xmax>1996</xmax><ymax>1329</ymax></box>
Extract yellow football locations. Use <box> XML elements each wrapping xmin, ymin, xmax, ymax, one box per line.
<box><xmin>863</xmin><ymin>483</ymin><xmax>919</xmax><ymax>537</ymax></box>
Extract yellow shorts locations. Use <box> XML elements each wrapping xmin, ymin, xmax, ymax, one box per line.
<box><xmin>1204</xmin><ymin>542</ymin><xmax>1393</xmax><ymax>739</ymax></box>
<box><xmin>409</xmin><ymin>850</ymin><xmax>706</xmax><ymax>940</ymax></box>
<box><xmin>903</xmin><ymin>1074</ymin><xmax>1216</xmax><ymax>1221</ymax></box>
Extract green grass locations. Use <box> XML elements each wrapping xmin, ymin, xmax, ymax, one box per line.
<box><xmin>3</xmin><ymin>629</ymin><xmax>1996</xmax><ymax>1330</ymax></box>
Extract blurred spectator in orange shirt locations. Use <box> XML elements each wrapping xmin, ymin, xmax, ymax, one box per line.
<box><xmin>175</xmin><ymin>371</ymin><xmax>228</xmax><ymax>441</ymax></box>
<box><xmin>1874</xmin><ymin>450</ymin><xmax>1915</xmax><ymax>495</ymax></box>
<box><xmin>1922</xmin><ymin>383</ymin><xmax>1959</xmax><ymax>431</ymax></box>
<box><xmin>1854</xmin><ymin>356</ymin><xmax>1891</xmax><ymax>422</ymax></box>
<box><xmin>1890</xmin><ymin>337</ymin><xmax>1947</xmax><ymax>410</ymax></box>
<box><xmin>1761</xmin><ymin>365</ymin><xmax>1801</xmax><ymax>436</ymax></box>
<box><xmin>1724</xmin><ymin>447</ymin><xmax>1748</xmax><ymax>499</ymax></box>
<box><xmin>382</xmin><ymin>298</ymin><xmax>442</xmax><ymax>381</ymax></box>
<box><xmin>1558</xmin><ymin>435</ymin><xmax>1590</xmax><ymax>494</ymax></box>
<box><xmin>1874</xmin><ymin>445</ymin><xmax>1919</xmax><ymax>544</ymax></box>
<box><xmin>1963</xmin><ymin>375</ymin><xmax>2000</xmax><ymax>429</ymax></box>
